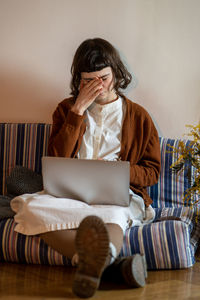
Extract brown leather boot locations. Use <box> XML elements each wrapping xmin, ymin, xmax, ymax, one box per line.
<box><xmin>102</xmin><ymin>254</ymin><xmax>147</xmax><ymax>288</ymax></box>
<box><xmin>72</xmin><ymin>215</ymin><xmax>110</xmax><ymax>298</ymax></box>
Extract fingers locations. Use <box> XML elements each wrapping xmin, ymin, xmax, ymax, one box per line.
<box><xmin>90</xmin><ymin>85</ymin><xmax>103</xmax><ymax>99</ymax></box>
<box><xmin>82</xmin><ymin>77</ymin><xmax>103</xmax><ymax>91</ymax></box>
<box><xmin>90</xmin><ymin>79</ymin><xmax>103</xmax><ymax>95</ymax></box>
<box><xmin>74</xmin><ymin>77</ymin><xmax>103</xmax><ymax>115</ymax></box>
<box><xmin>80</xmin><ymin>77</ymin><xmax>103</xmax><ymax>99</ymax></box>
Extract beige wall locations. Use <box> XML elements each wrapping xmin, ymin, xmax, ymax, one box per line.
<box><xmin>0</xmin><ymin>0</ymin><xmax>199</xmax><ymax>138</ymax></box>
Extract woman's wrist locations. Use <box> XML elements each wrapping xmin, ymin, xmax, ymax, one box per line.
<box><xmin>71</xmin><ymin>104</ymin><xmax>85</xmax><ymax>116</ymax></box>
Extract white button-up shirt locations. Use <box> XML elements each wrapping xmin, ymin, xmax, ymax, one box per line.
<box><xmin>78</xmin><ymin>97</ymin><xmax>126</xmax><ymax>160</ymax></box>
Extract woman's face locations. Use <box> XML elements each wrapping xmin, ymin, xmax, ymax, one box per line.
<box><xmin>81</xmin><ymin>67</ymin><xmax>117</xmax><ymax>104</ymax></box>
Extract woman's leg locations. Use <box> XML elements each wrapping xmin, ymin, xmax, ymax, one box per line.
<box><xmin>40</xmin><ymin>229</ymin><xmax>77</xmax><ymax>259</ymax></box>
<box><xmin>40</xmin><ymin>222</ymin><xmax>123</xmax><ymax>261</ymax></box>
<box><xmin>40</xmin><ymin>218</ymin><xmax>146</xmax><ymax>298</ymax></box>
<box><xmin>106</xmin><ymin>223</ymin><xmax>123</xmax><ymax>256</ymax></box>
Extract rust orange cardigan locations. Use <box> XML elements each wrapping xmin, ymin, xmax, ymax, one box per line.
<box><xmin>48</xmin><ymin>96</ymin><xmax>161</xmax><ymax>206</ymax></box>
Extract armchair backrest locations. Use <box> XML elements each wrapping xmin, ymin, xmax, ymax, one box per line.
<box><xmin>147</xmin><ymin>137</ymin><xmax>196</xmax><ymax>208</ymax></box>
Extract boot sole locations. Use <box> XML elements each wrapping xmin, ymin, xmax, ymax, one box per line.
<box><xmin>72</xmin><ymin>216</ymin><xmax>109</xmax><ymax>298</ymax></box>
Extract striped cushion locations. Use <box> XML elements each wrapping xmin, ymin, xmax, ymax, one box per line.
<box><xmin>0</xmin><ymin>218</ymin><xmax>71</xmax><ymax>266</ymax></box>
<box><xmin>0</xmin><ymin>217</ymin><xmax>194</xmax><ymax>269</ymax></box>
<box><xmin>120</xmin><ymin>220</ymin><xmax>194</xmax><ymax>269</ymax></box>
<box><xmin>119</xmin><ymin>206</ymin><xmax>198</xmax><ymax>270</ymax></box>
<box><xmin>154</xmin><ymin>206</ymin><xmax>200</xmax><ymax>254</ymax></box>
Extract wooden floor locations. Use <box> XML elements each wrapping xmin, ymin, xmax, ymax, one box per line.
<box><xmin>0</xmin><ymin>262</ymin><xmax>200</xmax><ymax>300</ymax></box>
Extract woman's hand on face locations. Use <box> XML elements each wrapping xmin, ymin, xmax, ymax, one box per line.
<box><xmin>71</xmin><ymin>77</ymin><xmax>103</xmax><ymax>115</ymax></box>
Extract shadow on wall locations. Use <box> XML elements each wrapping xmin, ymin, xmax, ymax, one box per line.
<box><xmin>0</xmin><ymin>68</ymin><xmax>63</xmax><ymax>123</ymax></box>
<box><xmin>132</xmin><ymin>88</ymin><xmax>163</xmax><ymax>138</ymax></box>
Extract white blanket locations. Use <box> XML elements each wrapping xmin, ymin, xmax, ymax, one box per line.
<box><xmin>10</xmin><ymin>189</ymin><xmax>155</xmax><ymax>235</ymax></box>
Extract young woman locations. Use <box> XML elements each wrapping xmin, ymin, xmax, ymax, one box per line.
<box><xmin>11</xmin><ymin>38</ymin><xmax>161</xmax><ymax>298</ymax></box>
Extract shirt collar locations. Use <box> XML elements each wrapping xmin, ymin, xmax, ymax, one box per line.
<box><xmin>88</xmin><ymin>96</ymin><xmax>122</xmax><ymax>115</ymax></box>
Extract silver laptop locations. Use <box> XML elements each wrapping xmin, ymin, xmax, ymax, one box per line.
<box><xmin>42</xmin><ymin>157</ymin><xmax>130</xmax><ymax>206</ymax></box>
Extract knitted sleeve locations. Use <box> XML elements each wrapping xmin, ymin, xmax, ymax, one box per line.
<box><xmin>48</xmin><ymin>98</ymin><xmax>85</xmax><ymax>157</ymax></box>
<box><xmin>129</xmin><ymin>108</ymin><xmax>161</xmax><ymax>188</ymax></box>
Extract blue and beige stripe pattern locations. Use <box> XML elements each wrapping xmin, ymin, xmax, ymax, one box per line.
<box><xmin>0</xmin><ymin>218</ymin><xmax>71</xmax><ymax>266</ymax></box>
<box><xmin>121</xmin><ymin>220</ymin><xmax>194</xmax><ymax>269</ymax></box>
<box><xmin>0</xmin><ymin>123</ymin><xmax>51</xmax><ymax>195</ymax></box>
<box><xmin>147</xmin><ymin>137</ymin><xmax>197</xmax><ymax>208</ymax></box>
<box><xmin>0</xmin><ymin>123</ymin><xmax>199</xmax><ymax>269</ymax></box>
<box><xmin>120</xmin><ymin>206</ymin><xmax>199</xmax><ymax>269</ymax></box>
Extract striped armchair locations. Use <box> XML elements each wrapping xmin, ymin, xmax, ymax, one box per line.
<box><xmin>0</xmin><ymin>123</ymin><xmax>199</xmax><ymax>269</ymax></box>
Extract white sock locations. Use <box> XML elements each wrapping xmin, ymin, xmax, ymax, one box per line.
<box><xmin>71</xmin><ymin>253</ymin><xmax>79</xmax><ymax>267</ymax></box>
<box><xmin>72</xmin><ymin>243</ymin><xmax>117</xmax><ymax>267</ymax></box>
<box><xmin>109</xmin><ymin>242</ymin><xmax>117</xmax><ymax>264</ymax></box>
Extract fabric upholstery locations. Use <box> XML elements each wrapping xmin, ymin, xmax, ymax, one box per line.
<box><xmin>147</xmin><ymin>137</ymin><xmax>197</xmax><ymax>208</ymax></box>
<box><xmin>0</xmin><ymin>123</ymin><xmax>51</xmax><ymax>195</ymax></box>
<box><xmin>121</xmin><ymin>220</ymin><xmax>194</xmax><ymax>269</ymax></box>
<box><xmin>0</xmin><ymin>218</ymin><xmax>70</xmax><ymax>266</ymax></box>
<box><xmin>0</xmin><ymin>123</ymin><xmax>199</xmax><ymax>269</ymax></box>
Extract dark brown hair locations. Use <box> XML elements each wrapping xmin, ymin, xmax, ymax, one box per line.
<box><xmin>70</xmin><ymin>38</ymin><xmax>132</xmax><ymax>98</ymax></box>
